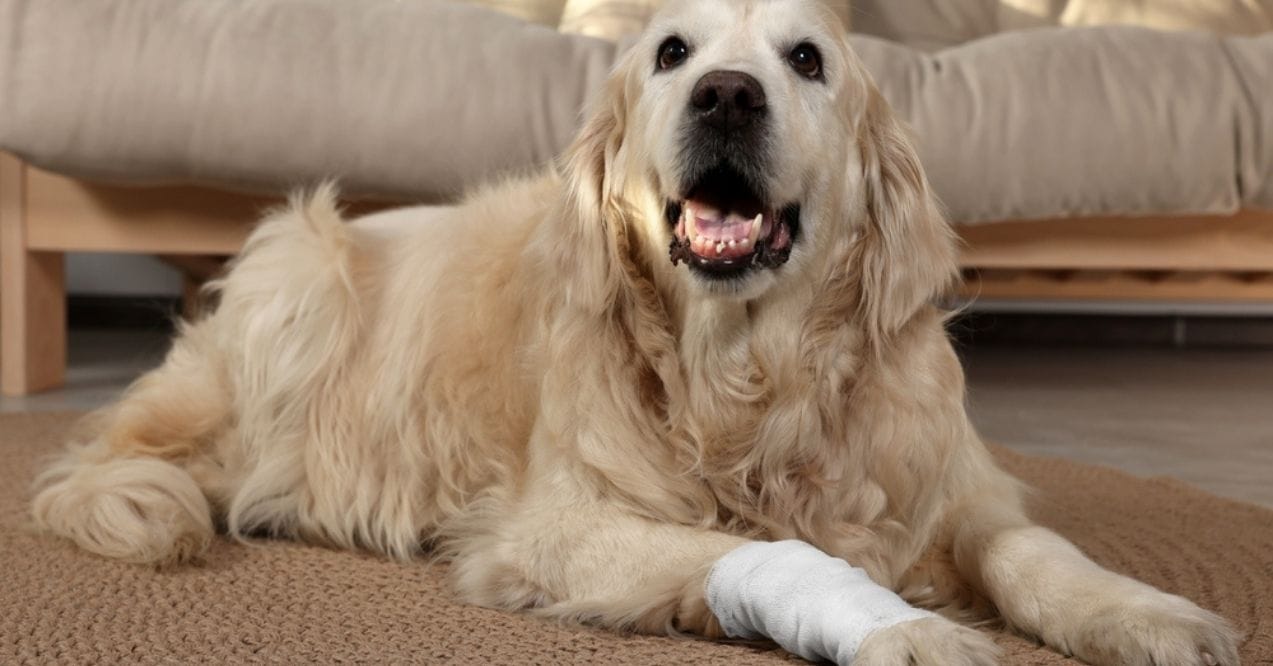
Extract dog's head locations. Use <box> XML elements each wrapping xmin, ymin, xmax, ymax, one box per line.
<box><xmin>562</xmin><ymin>0</ymin><xmax>955</xmax><ymax>337</ymax></box>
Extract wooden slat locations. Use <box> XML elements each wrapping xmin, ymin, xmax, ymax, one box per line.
<box><xmin>22</xmin><ymin>163</ymin><xmax>398</xmax><ymax>255</ymax></box>
<box><xmin>957</xmin><ymin>211</ymin><xmax>1273</xmax><ymax>273</ymax></box>
<box><xmin>23</xmin><ymin>165</ymin><xmax>273</xmax><ymax>255</ymax></box>
<box><xmin>1</xmin><ymin>153</ymin><xmax>67</xmax><ymax>395</ymax></box>
<box><xmin>12</xmin><ymin>154</ymin><xmax>1273</xmax><ymax>307</ymax></box>
<box><xmin>961</xmin><ymin>268</ymin><xmax>1273</xmax><ymax>302</ymax></box>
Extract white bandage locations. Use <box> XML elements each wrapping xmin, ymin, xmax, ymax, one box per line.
<box><xmin>705</xmin><ymin>540</ymin><xmax>935</xmax><ymax>665</ymax></box>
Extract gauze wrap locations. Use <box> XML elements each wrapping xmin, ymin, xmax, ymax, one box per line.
<box><xmin>705</xmin><ymin>540</ymin><xmax>936</xmax><ymax>665</ymax></box>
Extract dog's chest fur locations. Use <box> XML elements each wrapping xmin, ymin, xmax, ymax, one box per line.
<box><xmin>676</xmin><ymin>300</ymin><xmax>863</xmax><ymax>513</ymax></box>
<box><xmin>662</xmin><ymin>296</ymin><xmax>950</xmax><ymax>585</ymax></box>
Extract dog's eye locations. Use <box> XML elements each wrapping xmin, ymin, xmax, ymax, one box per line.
<box><xmin>788</xmin><ymin>43</ymin><xmax>823</xmax><ymax>80</ymax></box>
<box><xmin>657</xmin><ymin>37</ymin><xmax>689</xmax><ymax>71</ymax></box>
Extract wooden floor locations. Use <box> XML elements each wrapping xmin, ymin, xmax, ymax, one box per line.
<box><xmin>2</xmin><ymin>328</ymin><xmax>1270</xmax><ymax>508</ymax></box>
<box><xmin>962</xmin><ymin>345</ymin><xmax>1273</xmax><ymax>508</ymax></box>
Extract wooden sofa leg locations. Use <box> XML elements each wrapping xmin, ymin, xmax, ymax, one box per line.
<box><xmin>1</xmin><ymin>153</ymin><xmax>67</xmax><ymax>396</ymax></box>
<box><xmin>181</xmin><ymin>274</ymin><xmax>203</xmax><ymax>321</ymax></box>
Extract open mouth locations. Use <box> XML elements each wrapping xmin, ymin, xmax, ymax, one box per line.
<box><xmin>666</xmin><ymin>165</ymin><xmax>799</xmax><ymax>280</ymax></box>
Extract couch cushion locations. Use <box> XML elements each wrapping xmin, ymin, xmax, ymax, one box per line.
<box><xmin>857</xmin><ymin>27</ymin><xmax>1273</xmax><ymax>221</ymax></box>
<box><xmin>0</xmin><ymin>0</ymin><xmax>1269</xmax><ymax>220</ymax></box>
<box><xmin>559</xmin><ymin>0</ymin><xmax>852</xmax><ymax>40</ymax></box>
<box><xmin>850</xmin><ymin>0</ymin><xmax>1001</xmax><ymax>51</ymax></box>
<box><xmin>560</xmin><ymin>0</ymin><xmax>665</xmax><ymax>39</ymax></box>
<box><xmin>465</xmin><ymin>0</ymin><xmax>567</xmax><ymax>26</ymax></box>
<box><xmin>455</xmin><ymin>0</ymin><xmax>851</xmax><ymax>41</ymax></box>
<box><xmin>0</xmin><ymin>0</ymin><xmax>616</xmax><ymax>202</ymax></box>
<box><xmin>1054</xmin><ymin>0</ymin><xmax>1273</xmax><ymax>35</ymax></box>
<box><xmin>851</xmin><ymin>0</ymin><xmax>1273</xmax><ymax>51</ymax></box>
<box><xmin>1226</xmin><ymin>35</ymin><xmax>1273</xmax><ymax>211</ymax></box>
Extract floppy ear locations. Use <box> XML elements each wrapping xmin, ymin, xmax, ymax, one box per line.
<box><xmin>556</xmin><ymin>55</ymin><xmax>686</xmax><ymax>382</ymax></box>
<box><xmin>854</xmin><ymin>84</ymin><xmax>958</xmax><ymax>339</ymax></box>
<box><xmin>552</xmin><ymin>60</ymin><xmax>635</xmax><ymax>314</ymax></box>
<box><xmin>541</xmin><ymin>56</ymin><xmax>707</xmax><ymax>516</ymax></box>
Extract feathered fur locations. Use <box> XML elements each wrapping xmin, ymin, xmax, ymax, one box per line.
<box><xmin>31</xmin><ymin>2</ymin><xmax>1239</xmax><ymax>664</ymax></box>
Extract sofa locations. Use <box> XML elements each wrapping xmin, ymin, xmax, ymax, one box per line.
<box><xmin>1</xmin><ymin>0</ymin><xmax>1270</xmax><ymax>394</ymax></box>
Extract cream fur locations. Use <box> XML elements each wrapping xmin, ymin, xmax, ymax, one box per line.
<box><xmin>31</xmin><ymin>1</ymin><xmax>1239</xmax><ymax>664</ymax></box>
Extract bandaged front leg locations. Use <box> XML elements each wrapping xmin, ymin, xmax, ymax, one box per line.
<box><xmin>705</xmin><ymin>540</ymin><xmax>935</xmax><ymax>665</ymax></box>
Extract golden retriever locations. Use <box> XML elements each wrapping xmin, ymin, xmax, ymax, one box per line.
<box><xmin>33</xmin><ymin>1</ymin><xmax>1239</xmax><ymax>663</ymax></box>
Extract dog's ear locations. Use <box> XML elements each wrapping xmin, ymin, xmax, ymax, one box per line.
<box><xmin>553</xmin><ymin>58</ymin><xmax>635</xmax><ymax>313</ymax></box>
<box><xmin>854</xmin><ymin>83</ymin><xmax>958</xmax><ymax>339</ymax></box>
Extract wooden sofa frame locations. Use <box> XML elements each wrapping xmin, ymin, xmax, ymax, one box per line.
<box><xmin>4</xmin><ymin>151</ymin><xmax>1273</xmax><ymax>395</ymax></box>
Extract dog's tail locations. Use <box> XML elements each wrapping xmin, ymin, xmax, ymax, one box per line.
<box><xmin>29</xmin><ymin>331</ymin><xmax>227</xmax><ymax>566</ymax></box>
<box><xmin>31</xmin><ymin>184</ymin><xmax>360</xmax><ymax>565</ymax></box>
<box><xmin>31</xmin><ymin>432</ymin><xmax>217</xmax><ymax>565</ymax></box>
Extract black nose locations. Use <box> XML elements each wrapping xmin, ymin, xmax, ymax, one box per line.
<box><xmin>690</xmin><ymin>70</ymin><xmax>767</xmax><ymax>131</ymax></box>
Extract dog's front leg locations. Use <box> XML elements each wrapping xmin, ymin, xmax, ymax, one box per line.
<box><xmin>448</xmin><ymin>430</ymin><xmax>995</xmax><ymax>664</ymax></box>
<box><xmin>445</xmin><ymin>422</ymin><xmax>746</xmax><ymax>636</ymax></box>
<box><xmin>955</xmin><ymin>508</ymin><xmax>1240</xmax><ymax>665</ymax></box>
<box><xmin>450</xmin><ymin>492</ymin><xmax>743</xmax><ymax>635</ymax></box>
<box><xmin>452</xmin><ymin>497</ymin><xmax>997</xmax><ymax>665</ymax></box>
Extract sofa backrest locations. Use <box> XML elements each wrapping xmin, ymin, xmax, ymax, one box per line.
<box><xmin>852</xmin><ymin>0</ymin><xmax>1273</xmax><ymax>51</ymax></box>
<box><xmin>466</xmin><ymin>0</ymin><xmax>853</xmax><ymax>40</ymax></box>
<box><xmin>465</xmin><ymin>0</ymin><xmax>1273</xmax><ymax>50</ymax></box>
<box><xmin>465</xmin><ymin>0</ymin><xmax>565</xmax><ymax>26</ymax></box>
<box><xmin>3</xmin><ymin>0</ymin><xmax>1268</xmax><ymax>219</ymax></box>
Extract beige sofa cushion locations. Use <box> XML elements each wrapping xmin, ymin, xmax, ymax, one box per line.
<box><xmin>560</xmin><ymin>0</ymin><xmax>852</xmax><ymax>40</ymax></box>
<box><xmin>1049</xmin><ymin>0</ymin><xmax>1273</xmax><ymax>34</ymax></box>
<box><xmin>850</xmin><ymin>0</ymin><xmax>1001</xmax><ymax>51</ymax></box>
<box><xmin>560</xmin><ymin>0</ymin><xmax>664</xmax><ymax>39</ymax></box>
<box><xmin>856</xmin><ymin>28</ymin><xmax>1273</xmax><ymax>220</ymax></box>
<box><xmin>465</xmin><ymin>0</ymin><xmax>567</xmax><ymax>26</ymax></box>
<box><xmin>0</xmin><ymin>0</ymin><xmax>1269</xmax><ymax>220</ymax></box>
<box><xmin>853</xmin><ymin>0</ymin><xmax>1273</xmax><ymax>51</ymax></box>
<box><xmin>0</xmin><ymin>0</ymin><xmax>617</xmax><ymax>202</ymax></box>
<box><xmin>464</xmin><ymin>0</ymin><xmax>852</xmax><ymax>40</ymax></box>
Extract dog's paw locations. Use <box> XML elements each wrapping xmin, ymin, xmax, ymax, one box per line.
<box><xmin>1064</xmin><ymin>593</ymin><xmax>1241</xmax><ymax>666</ymax></box>
<box><xmin>856</xmin><ymin>616</ymin><xmax>1000</xmax><ymax>666</ymax></box>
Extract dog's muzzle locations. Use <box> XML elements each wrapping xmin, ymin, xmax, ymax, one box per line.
<box><xmin>666</xmin><ymin>70</ymin><xmax>800</xmax><ymax>280</ymax></box>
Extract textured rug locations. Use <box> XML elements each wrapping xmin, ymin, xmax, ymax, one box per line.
<box><xmin>1</xmin><ymin>412</ymin><xmax>1269</xmax><ymax>664</ymax></box>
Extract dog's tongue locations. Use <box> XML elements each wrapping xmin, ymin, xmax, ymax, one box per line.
<box><xmin>691</xmin><ymin>204</ymin><xmax>754</xmax><ymax>241</ymax></box>
<box><xmin>681</xmin><ymin>201</ymin><xmax>769</xmax><ymax>260</ymax></box>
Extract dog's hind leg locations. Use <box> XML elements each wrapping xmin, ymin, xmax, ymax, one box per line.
<box><xmin>31</xmin><ymin>185</ymin><xmax>362</xmax><ymax>566</ymax></box>
<box><xmin>31</xmin><ymin>321</ymin><xmax>229</xmax><ymax>565</ymax></box>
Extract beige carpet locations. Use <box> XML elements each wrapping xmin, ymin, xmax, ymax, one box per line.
<box><xmin>2</xmin><ymin>413</ymin><xmax>1269</xmax><ymax>664</ymax></box>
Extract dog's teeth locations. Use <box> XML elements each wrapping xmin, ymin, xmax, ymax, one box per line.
<box><xmin>715</xmin><ymin>242</ymin><xmax>725</xmax><ymax>255</ymax></box>
<box><xmin>728</xmin><ymin>240</ymin><xmax>738</xmax><ymax>250</ymax></box>
<box><xmin>685</xmin><ymin>204</ymin><xmax>698</xmax><ymax>242</ymax></box>
<box><xmin>749</xmin><ymin>214</ymin><xmax>763</xmax><ymax>244</ymax></box>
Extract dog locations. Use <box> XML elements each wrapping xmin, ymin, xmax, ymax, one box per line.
<box><xmin>32</xmin><ymin>1</ymin><xmax>1239</xmax><ymax>663</ymax></box>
